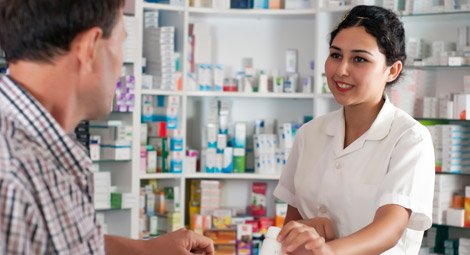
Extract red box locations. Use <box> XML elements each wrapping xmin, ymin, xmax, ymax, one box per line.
<box><xmin>251</xmin><ymin>183</ymin><xmax>267</xmax><ymax>216</ymax></box>
<box><xmin>259</xmin><ymin>217</ymin><xmax>275</xmax><ymax>234</ymax></box>
<box><xmin>245</xmin><ymin>220</ymin><xmax>259</xmax><ymax>233</ymax></box>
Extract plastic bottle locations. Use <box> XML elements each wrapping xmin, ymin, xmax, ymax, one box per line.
<box><xmin>251</xmin><ymin>233</ymin><xmax>263</xmax><ymax>255</ymax></box>
<box><xmin>259</xmin><ymin>226</ymin><xmax>283</xmax><ymax>255</ymax></box>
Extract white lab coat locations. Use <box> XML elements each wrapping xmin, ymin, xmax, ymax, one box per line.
<box><xmin>274</xmin><ymin>96</ymin><xmax>435</xmax><ymax>254</ymax></box>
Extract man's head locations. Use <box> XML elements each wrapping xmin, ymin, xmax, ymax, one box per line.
<box><xmin>0</xmin><ymin>0</ymin><xmax>125</xmax><ymax>64</ymax></box>
<box><xmin>0</xmin><ymin>0</ymin><xmax>126</xmax><ymax>122</ymax></box>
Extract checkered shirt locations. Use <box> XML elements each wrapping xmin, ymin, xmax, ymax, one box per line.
<box><xmin>0</xmin><ymin>75</ymin><xmax>105</xmax><ymax>254</ymax></box>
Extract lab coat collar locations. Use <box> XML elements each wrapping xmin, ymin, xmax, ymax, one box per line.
<box><xmin>323</xmin><ymin>95</ymin><xmax>395</xmax><ymax>156</ymax></box>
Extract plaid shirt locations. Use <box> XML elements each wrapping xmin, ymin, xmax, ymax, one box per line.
<box><xmin>0</xmin><ymin>75</ymin><xmax>105</xmax><ymax>254</ymax></box>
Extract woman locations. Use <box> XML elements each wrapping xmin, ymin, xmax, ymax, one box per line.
<box><xmin>273</xmin><ymin>5</ymin><xmax>435</xmax><ymax>255</ymax></box>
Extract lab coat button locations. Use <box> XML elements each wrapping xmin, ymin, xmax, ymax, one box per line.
<box><xmin>335</xmin><ymin>162</ymin><xmax>341</xmax><ymax>169</ymax></box>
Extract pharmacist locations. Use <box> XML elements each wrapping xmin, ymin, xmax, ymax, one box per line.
<box><xmin>274</xmin><ymin>5</ymin><xmax>435</xmax><ymax>255</ymax></box>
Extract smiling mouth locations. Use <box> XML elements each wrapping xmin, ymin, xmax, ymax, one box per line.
<box><xmin>335</xmin><ymin>81</ymin><xmax>353</xmax><ymax>91</ymax></box>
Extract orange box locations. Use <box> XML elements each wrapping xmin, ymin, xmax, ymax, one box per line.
<box><xmin>204</xmin><ymin>229</ymin><xmax>236</xmax><ymax>245</ymax></box>
<box><xmin>269</xmin><ymin>0</ymin><xmax>281</xmax><ymax>9</ymax></box>
<box><xmin>214</xmin><ymin>244</ymin><xmax>236</xmax><ymax>255</ymax></box>
<box><xmin>453</xmin><ymin>195</ymin><xmax>464</xmax><ymax>209</ymax></box>
<box><xmin>191</xmin><ymin>214</ymin><xmax>212</xmax><ymax>235</ymax></box>
<box><xmin>275</xmin><ymin>202</ymin><xmax>287</xmax><ymax>227</ymax></box>
<box><xmin>465</xmin><ymin>187</ymin><xmax>470</xmax><ymax>227</ymax></box>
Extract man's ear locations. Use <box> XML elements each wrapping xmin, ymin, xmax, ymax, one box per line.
<box><xmin>73</xmin><ymin>27</ymin><xmax>103</xmax><ymax>73</ymax></box>
<box><xmin>386</xmin><ymin>60</ymin><xmax>403</xmax><ymax>83</ymax></box>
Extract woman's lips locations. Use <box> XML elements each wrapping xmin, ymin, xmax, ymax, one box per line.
<box><xmin>335</xmin><ymin>81</ymin><xmax>353</xmax><ymax>92</ymax></box>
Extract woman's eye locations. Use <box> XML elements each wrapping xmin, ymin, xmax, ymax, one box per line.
<box><xmin>354</xmin><ymin>56</ymin><xmax>367</xmax><ymax>62</ymax></box>
<box><xmin>330</xmin><ymin>53</ymin><xmax>341</xmax><ymax>59</ymax></box>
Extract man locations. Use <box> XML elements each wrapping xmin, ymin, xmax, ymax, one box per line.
<box><xmin>0</xmin><ymin>0</ymin><xmax>214</xmax><ymax>254</ymax></box>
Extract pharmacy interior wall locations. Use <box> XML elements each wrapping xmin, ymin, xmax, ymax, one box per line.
<box><xmin>185</xmin><ymin>97</ymin><xmax>313</xmax><ymax>151</ymax></box>
<box><xmin>188</xmin><ymin>15</ymin><xmax>316</xmax><ymax>79</ymax></box>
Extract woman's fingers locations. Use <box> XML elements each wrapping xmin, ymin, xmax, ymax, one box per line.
<box><xmin>277</xmin><ymin>221</ymin><xmax>302</xmax><ymax>242</ymax></box>
<box><xmin>305</xmin><ymin>236</ymin><xmax>326</xmax><ymax>251</ymax></box>
<box><xmin>282</xmin><ymin>231</ymin><xmax>319</xmax><ymax>253</ymax></box>
<box><xmin>279</xmin><ymin>222</ymin><xmax>322</xmax><ymax>254</ymax></box>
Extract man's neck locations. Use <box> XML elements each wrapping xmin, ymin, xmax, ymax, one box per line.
<box><xmin>8</xmin><ymin>60</ymin><xmax>84</xmax><ymax>133</ymax></box>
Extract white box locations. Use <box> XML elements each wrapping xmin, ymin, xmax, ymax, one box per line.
<box><xmin>449</xmin><ymin>56</ymin><xmax>465</xmax><ymax>66</ymax></box>
<box><xmin>207</xmin><ymin>124</ymin><xmax>217</xmax><ymax>148</ymax></box>
<box><xmin>217</xmin><ymin>134</ymin><xmax>227</xmax><ymax>153</ymax></box>
<box><xmin>90</xmin><ymin>143</ymin><xmax>100</xmax><ymax>161</ymax></box>
<box><xmin>454</xmin><ymin>94</ymin><xmax>470</xmax><ymax>120</ymax></box>
<box><xmin>286</xmin><ymin>49</ymin><xmax>298</xmax><ymax>73</ymax></box>
<box><xmin>205</xmin><ymin>148</ymin><xmax>217</xmax><ymax>173</ymax></box>
<box><xmin>140</xmin><ymin>123</ymin><xmax>148</xmax><ymax>145</ymax></box>
<box><xmin>185</xmin><ymin>155</ymin><xmax>197</xmax><ymax>173</ymax></box>
<box><xmin>147</xmin><ymin>149</ymin><xmax>157</xmax><ymax>173</ymax></box>
<box><xmin>465</xmin><ymin>76</ymin><xmax>470</xmax><ymax>93</ymax></box>
<box><xmin>446</xmin><ymin>208</ymin><xmax>465</xmax><ymax>227</ymax></box>
<box><xmin>223</xmin><ymin>147</ymin><xmax>233</xmax><ymax>173</ymax></box>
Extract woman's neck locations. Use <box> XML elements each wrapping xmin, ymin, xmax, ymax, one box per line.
<box><xmin>343</xmin><ymin>97</ymin><xmax>385</xmax><ymax>148</ymax></box>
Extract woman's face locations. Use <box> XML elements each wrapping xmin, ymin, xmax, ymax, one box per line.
<box><xmin>325</xmin><ymin>26</ymin><xmax>394</xmax><ymax>108</ymax></box>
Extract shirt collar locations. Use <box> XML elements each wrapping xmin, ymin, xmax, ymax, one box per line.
<box><xmin>324</xmin><ymin>94</ymin><xmax>396</xmax><ymax>141</ymax></box>
<box><xmin>0</xmin><ymin>75</ymin><xmax>92</xmax><ymax>189</ymax></box>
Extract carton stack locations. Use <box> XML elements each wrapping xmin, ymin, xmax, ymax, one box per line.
<box><xmin>144</xmin><ymin>26</ymin><xmax>177</xmax><ymax>90</ymax></box>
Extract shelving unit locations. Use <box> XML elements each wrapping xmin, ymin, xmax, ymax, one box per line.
<box><xmin>0</xmin><ymin>57</ymin><xmax>6</xmax><ymax>67</ymax></box>
<box><xmin>105</xmin><ymin>0</ymin><xmax>470</xmax><ymax>242</ymax></box>
<box><xmin>403</xmin><ymin>8</ymin><xmax>470</xmax><ymax>249</ymax></box>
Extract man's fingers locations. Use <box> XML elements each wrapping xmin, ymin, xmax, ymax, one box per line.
<box><xmin>190</xmin><ymin>232</ymin><xmax>214</xmax><ymax>255</ymax></box>
<box><xmin>324</xmin><ymin>221</ymin><xmax>336</xmax><ymax>242</ymax></box>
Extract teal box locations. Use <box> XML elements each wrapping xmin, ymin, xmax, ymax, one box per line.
<box><xmin>223</xmin><ymin>148</ymin><xmax>233</xmax><ymax>173</ymax></box>
<box><xmin>254</xmin><ymin>0</ymin><xmax>268</xmax><ymax>8</ymax></box>
<box><xmin>234</xmin><ymin>123</ymin><xmax>246</xmax><ymax>148</ymax></box>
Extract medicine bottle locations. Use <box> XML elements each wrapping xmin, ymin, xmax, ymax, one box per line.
<box><xmin>251</xmin><ymin>233</ymin><xmax>263</xmax><ymax>255</ymax></box>
<box><xmin>259</xmin><ymin>226</ymin><xmax>283</xmax><ymax>255</ymax></box>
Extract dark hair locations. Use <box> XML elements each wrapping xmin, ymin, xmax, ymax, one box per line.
<box><xmin>329</xmin><ymin>5</ymin><xmax>406</xmax><ymax>86</ymax></box>
<box><xmin>0</xmin><ymin>0</ymin><xmax>125</xmax><ymax>63</ymax></box>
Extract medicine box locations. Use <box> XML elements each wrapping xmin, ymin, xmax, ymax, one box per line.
<box><xmin>251</xmin><ymin>183</ymin><xmax>267</xmax><ymax>216</ymax></box>
<box><xmin>236</xmin><ymin>224</ymin><xmax>252</xmax><ymax>255</ymax></box>
<box><xmin>454</xmin><ymin>94</ymin><xmax>470</xmax><ymax>120</ymax></box>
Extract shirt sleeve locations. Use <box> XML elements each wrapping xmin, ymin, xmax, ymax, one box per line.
<box><xmin>273</xmin><ymin>126</ymin><xmax>304</xmax><ymax>208</ymax></box>
<box><xmin>376</xmin><ymin>124</ymin><xmax>435</xmax><ymax>231</ymax></box>
<box><xmin>0</xmin><ymin>179</ymin><xmax>47</xmax><ymax>255</ymax></box>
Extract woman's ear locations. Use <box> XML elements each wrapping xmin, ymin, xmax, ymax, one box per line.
<box><xmin>386</xmin><ymin>60</ymin><xmax>403</xmax><ymax>83</ymax></box>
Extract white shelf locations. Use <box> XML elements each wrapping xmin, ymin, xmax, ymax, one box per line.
<box><xmin>185</xmin><ymin>91</ymin><xmax>315</xmax><ymax>99</ymax></box>
<box><xmin>96</xmin><ymin>207</ymin><xmax>132</xmax><ymax>212</ymax></box>
<box><xmin>400</xmin><ymin>10</ymin><xmax>470</xmax><ymax>17</ymax></box>
<box><xmin>185</xmin><ymin>173</ymin><xmax>280</xmax><ymax>180</ymax></box>
<box><xmin>141</xmin><ymin>89</ymin><xmax>185</xmax><ymax>96</ymax></box>
<box><xmin>142</xmin><ymin>2</ymin><xmax>185</xmax><ymax>12</ymax></box>
<box><xmin>318</xmin><ymin>5</ymin><xmax>351</xmax><ymax>13</ymax></box>
<box><xmin>315</xmin><ymin>93</ymin><xmax>334</xmax><ymax>99</ymax></box>
<box><xmin>140</xmin><ymin>173</ymin><xmax>183</xmax><ymax>179</ymax></box>
<box><xmin>188</xmin><ymin>7</ymin><xmax>315</xmax><ymax>16</ymax></box>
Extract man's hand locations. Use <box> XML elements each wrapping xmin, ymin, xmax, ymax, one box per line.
<box><xmin>296</xmin><ymin>217</ymin><xmax>336</xmax><ymax>242</ymax></box>
<box><xmin>145</xmin><ymin>228</ymin><xmax>214</xmax><ymax>255</ymax></box>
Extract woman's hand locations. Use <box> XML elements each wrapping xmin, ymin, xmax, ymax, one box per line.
<box><xmin>296</xmin><ymin>217</ymin><xmax>336</xmax><ymax>242</ymax></box>
<box><xmin>277</xmin><ymin>221</ymin><xmax>336</xmax><ymax>255</ymax></box>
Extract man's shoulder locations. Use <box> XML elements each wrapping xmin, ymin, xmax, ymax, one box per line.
<box><xmin>0</xmin><ymin>118</ymin><xmax>51</xmax><ymax>182</ymax></box>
